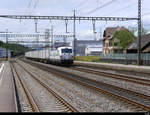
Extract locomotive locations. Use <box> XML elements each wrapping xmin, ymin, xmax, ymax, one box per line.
<box><xmin>25</xmin><ymin>46</ymin><xmax>74</xmax><ymax>65</ymax></box>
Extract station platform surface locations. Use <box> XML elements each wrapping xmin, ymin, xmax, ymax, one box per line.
<box><xmin>0</xmin><ymin>61</ymin><xmax>17</xmax><ymax>112</ymax></box>
<box><xmin>74</xmin><ymin>61</ymin><xmax>150</xmax><ymax>74</ymax></box>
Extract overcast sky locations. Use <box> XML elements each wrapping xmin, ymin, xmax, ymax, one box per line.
<box><xmin>0</xmin><ymin>0</ymin><xmax>150</xmax><ymax>41</ymax></box>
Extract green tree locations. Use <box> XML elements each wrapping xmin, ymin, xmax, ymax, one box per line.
<box><xmin>113</xmin><ymin>29</ymin><xmax>136</xmax><ymax>50</ymax></box>
<box><xmin>128</xmin><ymin>24</ymin><xmax>149</xmax><ymax>35</ymax></box>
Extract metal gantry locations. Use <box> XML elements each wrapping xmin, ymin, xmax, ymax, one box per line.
<box><xmin>0</xmin><ymin>15</ymin><xmax>138</xmax><ymax>21</ymax></box>
<box><xmin>0</xmin><ymin>33</ymin><xmax>73</xmax><ymax>38</ymax></box>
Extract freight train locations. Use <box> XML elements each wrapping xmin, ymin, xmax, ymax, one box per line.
<box><xmin>25</xmin><ymin>46</ymin><xmax>74</xmax><ymax>66</ymax></box>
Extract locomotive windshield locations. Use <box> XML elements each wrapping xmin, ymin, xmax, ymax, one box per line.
<box><xmin>61</xmin><ymin>48</ymin><xmax>72</xmax><ymax>53</ymax></box>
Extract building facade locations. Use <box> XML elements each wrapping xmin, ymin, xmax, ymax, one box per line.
<box><xmin>85</xmin><ymin>46</ymin><xmax>102</xmax><ymax>56</ymax></box>
<box><xmin>70</xmin><ymin>40</ymin><xmax>103</xmax><ymax>56</ymax></box>
<box><xmin>102</xmin><ymin>27</ymin><xmax>127</xmax><ymax>55</ymax></box>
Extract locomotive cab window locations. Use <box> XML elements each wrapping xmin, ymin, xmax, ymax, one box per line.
<box><xmin>61</xmin><ymin>49</ymin><xmax>72</xmax><ymax>53</ymax></box>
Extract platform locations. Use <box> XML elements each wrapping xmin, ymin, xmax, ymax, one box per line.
<box><xmin>74</xmin><ymin>61</ymin><xmax>150</xmax><ymax>74</ymax></box>
<box><xmin>0</xmin><ymin>61</ymin><xmax>17</xmax><ymax>112</ymax></box>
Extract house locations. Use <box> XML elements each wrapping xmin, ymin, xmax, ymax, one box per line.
<box><xmin>70</xmin><ymin>40</ymin><xmax>103</xmax><ymax>56</ymax></box>
<box><xmin>102</xmin><ymin>26</ymin><xmax>127</xmax><ymax>55</ymax></box>
<box><xmin>85</xmin><ymin>46</ymin><xmax>102</xmax><ymax>56</ymax></box>
<box><xmin>127</xmin><ymin>34</ymin><xmax>150</xmax><ymax>53</ymax></box>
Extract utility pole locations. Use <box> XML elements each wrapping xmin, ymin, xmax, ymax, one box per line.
<box><xmin>37</xmin><ymin>34</ymin><xmax>39</xmax><ymax>58</ymax></box>
<box><xmin>35</xmin><ymin>19</ymin><xmax>38</xmax><ymax>33</ymax></box>
<box><xmin>34</xmin><ymin>19</ymin><xmax>39</xmax><ymax>59</ymax></box>
<box><xmin>137</xmin><ymin>0</ymin><xmax>142</xmax><ymax>65</ymax></box>
<box><xmin>63</xmin><ymin>36</ymin><xmax>67</xmax><ymax>45</ymax></box>
<box><xmin>92</xmin><ymin>19</ymin><xmax>97</xmax><ymax>41</ymax></box>
<box><xmin>6</xmin><ymin>29</ymin><xmax>8</xmax><ymax>61</ymax></box>
<box><xmin>99</xmin><ymin>27</ymin><xmax>102</xmax><ymax>40</ymax></box>
<box><xmin>65</xmin><ymin>19</ymin><xmax>69</xmax><ymax>33</ymax></box>
<box><xmin>50</xmin><ymin>25</ymin><xmax>54</xmax><ymax>49</ymax></box>
<box><xmin>73</xmin><ymin>10</ymin><xmax>76</xmax><ymax>58</ymax></box>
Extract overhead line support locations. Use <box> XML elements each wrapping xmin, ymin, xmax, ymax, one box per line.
<box><xmin>137</xmin><ymin>0</ymin><xmax>142</xmax><ymax>66</ymax></box>
<box><xmin>0</xmin><ymin>15</ymin><xmax>138</xmax><ymax>21</ymax></box>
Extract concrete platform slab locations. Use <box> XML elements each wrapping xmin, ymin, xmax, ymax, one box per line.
<box><xmin>0</xmin><ymin>61</ymin><xmax>17</xmax><ymax>112</ymax></box>
<box><xmin>74</xmin><ymin>61</ymin><xmax>150</xmax><ymax>74</ymax></box>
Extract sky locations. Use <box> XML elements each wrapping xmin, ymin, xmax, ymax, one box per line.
<box><xmin>0</xmin><ymin>0</ymin><xmax>150</xmax><ymax>42</ymax></box>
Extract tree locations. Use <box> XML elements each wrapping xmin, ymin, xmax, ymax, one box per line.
<box><xmin>113</xmin><ymin>29</ymin><xmax>136</xmax><ymax>50</ymax></box>
<box><xmin>128</xmin><ymin>24</ymin><xmax>149</xmax><ymax>35</ymax></box>
<box><xmin>141</xmin><ymin>27</ymin><xmax>149</xmax><ymax>35</ymax></box>
<box><xmin>0</xmin><ymin>40</ymin><xmax>30</xmax><ymax>56</ymax></box>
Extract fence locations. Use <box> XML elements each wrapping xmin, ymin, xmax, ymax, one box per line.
<box><xmin>100</xmin><ymin>53</ymin><xmax>150</xmax><ymax>66</ymax></box>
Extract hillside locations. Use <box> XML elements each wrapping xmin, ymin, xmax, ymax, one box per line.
<box><xmin>0</xmin><ymin>41</ymin><xmax>31</xmax><ymax>57</ymax></box>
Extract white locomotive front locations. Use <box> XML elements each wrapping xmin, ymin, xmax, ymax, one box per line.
<box><xmin>25</xmin><ymin>46</ymin><xmax>74</xmax><ymax>66</ymax></box>
<box><xmin>57</xmin><ymin>47</ymin><xmax>73</xmax><ymax>64</ymax></box>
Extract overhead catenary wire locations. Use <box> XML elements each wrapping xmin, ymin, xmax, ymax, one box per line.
<box><xmin>25</xmin><ymin>0</ymin><xmax>39</xmax><ymax>15</ymax></box>
<box><xmin>142</xmin><ymin>12</ymin><xmax>150</xmax><ymax>16</ymax></box>
<box><xmin>73</xmin><ymin>0</ymin><xmax>89</xmax><ymax>10</ymax></box>
<box><xmin>80</xmin><ymin>0</ymin><xmax>118</xmax><ymax>16</ymax></box>
<box><xmin>102</xmin><ymin>1</ymin><xmax>137</xmax><ymax>16</ymax></box>
<box><xmin>33</xmin><ymin>0</ymin><xmax>39</xmax><ymax>14</ymax></box>
<box><xmin>24</xmin><ymin>0</ymin><xmax>33</xmax><ymax>15</ymax></box>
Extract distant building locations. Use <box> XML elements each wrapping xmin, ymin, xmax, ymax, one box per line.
<box><xmin>70</xmin><ymin>40</ymin><xmax>103</xmax><ymax>56</ymax></box>
<box><xmin>0</xmin><ymin>47</ymin><xmax>11</xmax><ymax>58</ymax></box>
<box><xmin>53</xmin><ymin>42</ymin><xmax>69</xmax><ymax>48</ymax></box>
<box><xmin>85</xmin><ymin>46</ymin><xmax>102</xmax><ymax>56</ymax></box>
<box><xmin>102</xmin><ymin>26</ymin><xmax>127</xmax><ymax>55</ymax></box>
<box><xmin>127</xmin><ymin>34</ymin><xmax>150</xmax><ymax>53</ymax></box>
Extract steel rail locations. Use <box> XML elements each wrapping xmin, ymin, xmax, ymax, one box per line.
<box><xmin>21</xmin><ymin>59</ymin><xmax>150</xmax><ymax>112</ymax></box>
<box><xmin>15</xmin><ymin>60</ymin><xmax>78</xmax><ymax>112</ymax></box>
<box><xmin>70</xmin><ymin>66</ymin><xmax>150</xmax><ymax>86</ymax></box>
<box><xmin>10</xmin><ymin>61</ymin><xmax>40</xmax><ymax>112</ymax></box>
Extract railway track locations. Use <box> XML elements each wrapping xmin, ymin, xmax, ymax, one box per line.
<box><xmin>70</xmin><ymin>66</ymin><xmax>150</xmax><ymax>86</ymax></box>
<box><xmin>10</xmin><ymin>60</ymin><xmax>78</xmax><ymax>112</ymax></box>
<box><xmin>21</xmin><ymin>59</ymin><xmax>150</xmax><ymax>112</ymax></box>
<box><xmin>10</xmin><ymin>61</ymin><xmax>40</xmax><ymax>112</ymax></box>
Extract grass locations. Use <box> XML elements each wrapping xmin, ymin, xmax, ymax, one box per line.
<box><xmin>75</xmin><ymin>56</ymin><xmax>100</xmax><ymax>62</ymax></box>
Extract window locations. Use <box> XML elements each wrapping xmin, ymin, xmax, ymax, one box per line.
<box><xmin>114</xmin><ymin>43</ymin><xmax>118</xmax><ymax>46</ymax></box>
<box><xmin>61</xmin><ymin>49</ymin><xmax>72</xmax><ymax>53</ymax></box>
<box><xmin>109</xmin><ymin>41</ymin><xmax>112</xmax><ymax>46</ymax></box>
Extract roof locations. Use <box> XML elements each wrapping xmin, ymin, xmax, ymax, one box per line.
<box><xmin>103</xmin><ymin>26</ymin><xmax>127</xmax><ymax>40</ymax></box>
<box><xmin>128</xmin><ymin>34</ymin><xmax>150</xmax><ymax>50</ymax></box>
<box><xmin>143</xmin><ymin>46</ymin><xmax>150</xmax><ymax>52</ymax></box>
